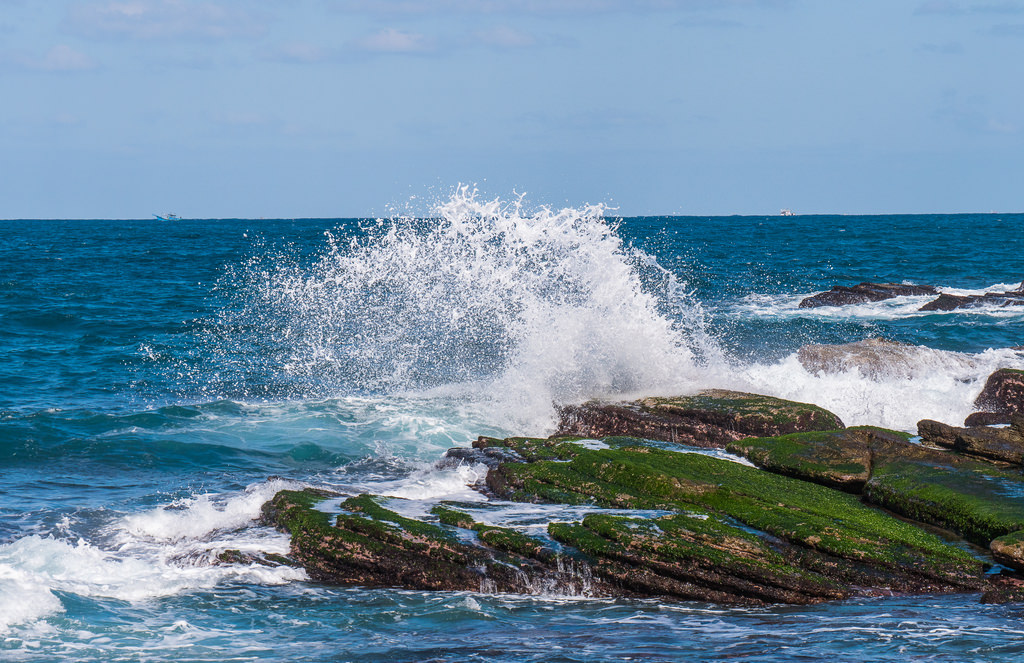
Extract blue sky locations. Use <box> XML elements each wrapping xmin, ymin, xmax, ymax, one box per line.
<box><xmin>1</xmin><ymin>0</ymin><xmax>1022</xmax><ymax>218</ymax></box>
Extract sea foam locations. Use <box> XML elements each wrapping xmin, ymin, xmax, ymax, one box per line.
<box><xmin>208</xmin><ymin>186</ymin><xmax>713</xmax><ymax>431</ymax></box>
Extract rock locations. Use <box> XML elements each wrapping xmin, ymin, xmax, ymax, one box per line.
<box><xmin>437</xmin><ymin>444</ymin><xmax>524</xmax><ymax>470</ymax></box>
<box><xmin>974</xmin><ymin>368</ymin><xmax>1024</xmax><ymax>415</ymax></box>
<box><xmin>920</xmin><ymin>289</ymin><xmax>1024</xmax><ymax>311</ymax></box>
<box><xmin>865</xmin><ymin>453</ymin><xmax>1024</xmax><ymax>546</ymax></box>
<box><xmin>260</xmin><ymin>489</ymin><xmax>610</xmax><ymax>596</ymax></box>
<box><xmin>727</xmin><ymin>427</ymin><xmax>891</xmax><ymax>493</ymax></box>
<box><xmin>919</xmin><ymin>290</ymin><xmax>1024</xmax><ymax>312</ymax></box>
<box><xmin>990</xmin><ymin>530</ymin><xmax>1024</xmax><ymax>572</ymax></box>
<box><xmin>556</xmin><ymin>390</ymin><xmax>844</xmax><ymax>449</ymax></box>
<box><xmin>798</xmin><ymin>282</ymin><xmax>937</xmax><ymax>309</ymax></box>
<box><xmin>260</xmin><ymin>387</ymin><xmax>1024</xmax><ymax>607</ymax></box>
<box><xmin>486</xmin><ymin>437</ymin><xmax>983</xmax><ymax>596</ymax></box>
<box><xmin>981</xmin><ymin>575</ymin><xmax>1024</xmax><ymax>604</ymax></box>
<box><xmin>721</xmin><ymin>423</ymin><xmax>1024</xmax><ymax>548</ymax></box>
<box><xmin>964</xmin><ymin>411</ymin><xmax>1013</xmax><ymax>427</ymax></box>
<box><xmin>797</xmin><ymin>338</ymin><xmax>912</xmax><ymax>378</ymax></box>
<box><xmin>917</xmin><ymin>419</ymin><xmax>961</xmax><ymax>448</ymax></box>
<box><xmin>918</xmin><ymin>416</ymin><xmax>1024</xmax><ymax>465</ymax></box>
<box><xmin>918</xmin><ymin>293</ymin><xmax>973</xmax><ymax>311</ymax></box>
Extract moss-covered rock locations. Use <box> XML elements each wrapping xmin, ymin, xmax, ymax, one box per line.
<box><xmin>549</xmin><ymin>510</ymin><xmax>846</xmax><ymax>605</ymax></box>
<box><xmin>486</xmin><ymin>443</ymin><xmax>983</xmax><ymax>593</ymax></box>
<box><xmin>990</xmin><ymin>530</ymin><xmax>1024</xmax><ymax>572</ymax></box>
<box><xmin>260</xmin><ymin>489</ymin><xmax>598</xmax><ymax>594</ymax></box>
<box><xmin>556</xmin><ymin>390</ymin><xmax>844</xmax><ymax>449</ymax></box>
<box><xmin>864</xmin><ymin>459</ymin><xmax>1024</xmax><ymax>546</ymax></box>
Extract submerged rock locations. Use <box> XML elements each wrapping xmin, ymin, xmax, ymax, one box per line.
<box><xmin>798</xmin><ymin>282</ymin><xmax>937</xmax><ymax>308</ymax></box>
<box><xmin>556</xmin><ymin>390</ymin><xmax>844</xmax><ymax>449</ymax></box>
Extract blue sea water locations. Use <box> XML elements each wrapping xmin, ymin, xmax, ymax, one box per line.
<box><xmin>2</xmin><ymin>191</ymin><xmax>1024</xmax><ymax>661</ymax></box>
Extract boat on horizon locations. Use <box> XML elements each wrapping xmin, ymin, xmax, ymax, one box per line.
<box><xmin>153</xmin><ymin>213</ymin><xmax>181</xmax><ymax>221</ymax></box>
<box><xmin>780</xmin><ymin>208</ymin><xmax>795</xmax><ymax>216</ymax></box>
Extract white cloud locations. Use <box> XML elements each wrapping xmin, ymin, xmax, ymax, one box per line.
<box><xmin>471</xmin><ymin>25</ymin><xmax>537</xmax><ymax>48</ymax></box>
<box><xmin>65</xmin><ymin>0</ymin><xmax>266</xmax><ymax>40</ymax></box>
<box><xmin>3</xmin><ymin>44</ymin><xmax>98</xmax><ymax>71</ymax></box>
<box><xmin>918</xmin><ymin>41</ymin><xmax>964</xmax><ymax>54</ymax></box>
<box><xmin>349</xmin><ymin>28</ymin><xmax>435</xmax><ymax>53</ymax></box>
<box><xmin>266</xmin><ymin>42</ymin><xmax>332</xmax><ymax>64</ymax></box>
<box><xmin>329</xmin><ymin>0</ymin><xmax>789</xmax><ymax>15</ymax></box>
<box><xmin>916</xmin><ymin>1</ymin><xmax>1024</xmax><ymax>15</ymax></box>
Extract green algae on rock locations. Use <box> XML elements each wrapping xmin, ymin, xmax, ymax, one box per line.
<box><xmin>484</xmin><ymin>439</ymin><xmax>983</xmax><ymax>594</ymax></box>
<box><xmin>990</xmin><ymin>530</ymin><xmax>1024</xmax><ymax>572</ymax></box>
<box><xmin>261</xmin><ymin>489</ymin><xmax>608</xmax><ymax>595</ymax></box>
<box><xmin>259</xmin><ymin>391</ymin><xmax>1024</xmax><ymax>606</ymax></box>
<box><xmin>556</xmin><ymin>390</ymin><xmax>844</xmax><ymax>449</ymax></box>
<box><xmin>720</xmin><ymin>423</ymin><xmax>1024</xmax><ymax>559</ymax></box>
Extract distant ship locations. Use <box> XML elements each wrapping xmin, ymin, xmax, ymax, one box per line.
<box><xmin>153</xmin><ymin>213</ymin><xmax>181</xmax><ymax>221</ymax></box>
<box><xmin>779</xmin><ymin>209</ymin><xmax>794</xmax><ymax>216</ymax></box>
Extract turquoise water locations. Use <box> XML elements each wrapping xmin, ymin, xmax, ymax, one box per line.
<box><xmin>2</xmin><ymin>194</ymin><xmax>1024</xmax><ymax>661</ymax></box>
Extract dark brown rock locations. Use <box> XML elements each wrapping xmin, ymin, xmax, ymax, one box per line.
<box><xmin>964</xmin><ymin>411</ymin><xmax>1013</xmax><ymax>427</ymax></box>
<box><xmin>799</xmin><ymin>282</ymin><xmax>937</xmax><ymax>308</ymax></box>
<box><xmin>917</xmin><ymin>416</ymin><xmax>1024</xmax><ymax>465</ymax></box>
<box><xmin>981</xmin><ymin>575</ymin><xmax>1024</xmax><ymax>604</ymax></box>
<box><xmin>920</xmin><ymin>290</ymin><xmax>1024</xmax><ymax>311</ymax></box>
<box><xmin>556</xmin><ymin>390</ymin><xmax>844</xmax><ymax>449</ymax></box>
<box><xmin>975</xmin><ymin>368</ymin><xmax>1024</xmax><ymax>415</ymax></box>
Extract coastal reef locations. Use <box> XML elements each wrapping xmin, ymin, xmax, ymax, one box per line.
<box><xmin>261</xmin><ymin>382</ymin><xmax>1024</xmax><ymax>606</ymax></box>
<box><xmin>799</xmin><ymin>281</ymin><xmax>1024</xmax><ymax>311</ymax></box>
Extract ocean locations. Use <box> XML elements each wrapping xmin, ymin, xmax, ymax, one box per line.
<box><xmin>2</xmin><ymin>189</ymin><xmax>1024</xmax><ymax>661</ymax></box>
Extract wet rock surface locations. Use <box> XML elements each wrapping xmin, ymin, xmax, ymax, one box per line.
<box><xmin>798</xmin><ymin>282</ymin><xmax>937</xmax><ymax>308</ymax></box>
<box><xmin>973</xmin><ymin>368</ymin><xmax>1024</xmax><ymax>416</ymax></box>
<box><xmin>798</xmin><ymin>280</ymin><xmax>1024</xmax><ymax>312</ymax></box>
<box><xmin>261</xmin><ymin>389</ymin><xmax>1024</xmax><ymax>605</ymax></box>
<box><xmin>797</xmin><ymin>338</ymin><xmax>918</xmax><ymax>379</ymax></box>
<box><xmin>918</xmin><ymin>417</ymin><xmax>1024</xmax><ymax>465</ymax></box>
<box><xmin>919</xmin><ymin>289</ymin><xmax>1024</xmax><ymax>311</ymax></box>
<box><xmin>556</xmin><ymin>390</ymin><xmax>844</xmax><ymax>448</ymax></box>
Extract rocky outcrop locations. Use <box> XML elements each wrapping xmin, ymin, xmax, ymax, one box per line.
<box><xmin>919</xmin><ymin>289</ymin><xmax>1024</xmax><ymax>312</ymax></box>
<box><xmin>485</xmin><ymin>436</ymin><xmax>983</xmax><ymax>598</ymax></box>
<box><xmin>556</xmin><ymin>390</ymin><xmax>844</xmax><ymax>448</ymax></box>
<box><xmin>797</xmin><ymin>338</ymin><xmax>913</xmax><ymax>378</ymax></box>
<box><xmin>990</xmin><ymin>531</ymin><xmax>1024</xmax><ymax>573</ymax></box>
<box><xmin>260</xmin><ymin>489</ymin><xmax>611</xmax><ymax>596</ymax></box>
<box><xmin>974</xmin><ymin>368</ymin><xmax>1024</xmax><ymax>416</ymax></box>
<box><xmin>261</xmin><ymin>391</ymin><xmax>1024</xmax><ymax>606</ymax></box>
<box><xmin>798</xmin><ymin>282</ymin><xmax>937</xmax><ymax>308</ymax></box>
<box><xmin>797</xmin><ymin>280</ymin><xmax>1024</xmax><ymax>312</ymax></box>
<box><xmin>918</xmin><ymin>417</ymin><xmax>1024</xmax><ymax>465</ymax></box>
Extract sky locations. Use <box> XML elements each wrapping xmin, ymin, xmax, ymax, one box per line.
<box><xmin>1</xmin><ymin>0</ymin><xmax>1023</xmax><ymax>218</ymax></box>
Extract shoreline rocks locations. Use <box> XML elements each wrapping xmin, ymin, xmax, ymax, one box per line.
<box><xmin>556</xmin><ymin>390</ymin><xmax>844</xmax><ymax>448</ymax></box>
<box><xmin>798</xmin><ymin>283</ymin><xmax>937</xmax><ymax>308</ymax></box>
<box><xmin>799</xmin><ymin>280</ymin><xmax>1024</xmax><ymax>312</ymax></box>
<box><xmin>259</xmin><ymin>387</ymin><xmax>1024</xmax><ymax>605</ymax></box>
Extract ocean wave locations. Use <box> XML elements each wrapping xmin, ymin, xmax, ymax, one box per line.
<box><xmin>0</xmin><ymin>479</ymin><xmax>307</xmax><ymax>632</ymax></box>
<box><xmin>199</xmin><ymin>187</ymin><xmax>714</xmax><ymax>432</ymax></box>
